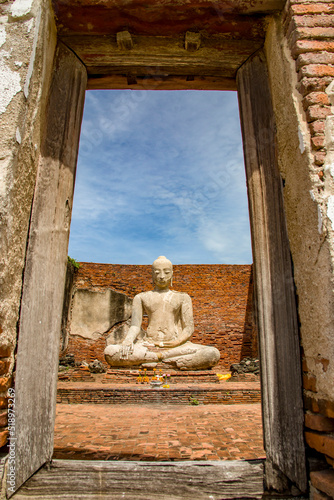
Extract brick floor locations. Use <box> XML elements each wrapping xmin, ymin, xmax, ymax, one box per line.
<box><xmin>53</xmin><ymin>403</ymin><xmax>265</xmax><ymax>461</ymax></box>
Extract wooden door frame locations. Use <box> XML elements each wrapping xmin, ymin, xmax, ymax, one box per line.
<box><xmin>11</xmin><ymin>36</ymin><xmax>307</xmax><ymax>500</ymax></box>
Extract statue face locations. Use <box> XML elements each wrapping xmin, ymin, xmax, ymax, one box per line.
<box><xmin>152</xmin><ymin>261</ymin><xmax>173</xmax><ymax>289</ymax></box>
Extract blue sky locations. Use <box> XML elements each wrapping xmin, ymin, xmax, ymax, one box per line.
<box><xmin>68</xmin><ymin>90</ymin><xmax>252</xmax><ymax>265</ymax></box>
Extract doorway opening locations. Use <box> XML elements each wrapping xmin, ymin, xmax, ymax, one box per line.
<box><xmin>55</xmin><ymin>89</ymin><xmax>263</xmax><ymax>464</ymax></box>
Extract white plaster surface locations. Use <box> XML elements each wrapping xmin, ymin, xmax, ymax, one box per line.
<box><xmin>16</xmin><ymin>127</ymin><xmax>21</xmax><ymax>144</ymax></box>
<box><xmin>0</xmin><ymin>26</ymin><xmax>6</xmax><ymax>48</ymax></box>
<box><xmin>0</xmin><ymin>54</ymin><xmax>21</xmax><ymax>114</ymax></box>
<box><xmin>24</xmin><ymin>8</ymin><xmax>40</xmax><ymax>98</ymax></box>
<box><xmin>327</xmin><ymin>195</ymin><xmax>334</xmax><ymax>230</ymax></box>
<box><xmin>298</xmin><ymin>126</ymin><xmax>305</xmax><ymax>154</ymax></box>
<box><xmin>10</xmin><ymin>0</ymin><xmax>34</xmax><ymax>19</ymax></box>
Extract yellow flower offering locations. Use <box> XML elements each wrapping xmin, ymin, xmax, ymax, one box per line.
<box><xmin>163</xmin><ymin>384</ymin><xmax>170</xmax><ymax>388</ymax></box>
<box><xmin>217</xmin><ymin>373</ymin><xmax>232</xmax><ymax>381</ymax></box>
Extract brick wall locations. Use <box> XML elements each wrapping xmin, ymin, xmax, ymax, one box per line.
<box><xmin>64</xmin><ymin>263</ymin><xmax>256</xmax><ymax>370</ymax></box>
<box><xmin>284</xmin><ymin>1</ymin><xmax>334</xmax><ymax>497</ymax></box>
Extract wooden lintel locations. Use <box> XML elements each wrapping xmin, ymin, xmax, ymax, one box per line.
<box><xmin>116</xmin><ymin>30</ymin><xmax>133</xmax><ymax>50</ymax></box>
<box><xmin>185</xmin><ymin>31</ymin><xmax>201</xmax><ymax>52</ymax></box>
<box><xmin>60</xmin><ymin>34</ymin><xmax>263</xmax><ymax>80</ymax></box>
<box><xmin>127</xmin><ymin>73</ymin><xmax>137</xmax><ymax>85</ymax></box>
<box><xmin>87</xmin><ymin>74</ymin><xmax>237</xmax><ymax>91</ymax></box>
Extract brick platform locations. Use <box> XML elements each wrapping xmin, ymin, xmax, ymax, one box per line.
<box><xmin>57</xmin><ymin>381</ymin><xmax>261</xmax><ymax>405</ymax></box>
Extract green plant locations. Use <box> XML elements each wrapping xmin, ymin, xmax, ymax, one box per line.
<box><xmin>189</xmin><ymin>396</ymin><xmax>199</xmax><ymax>406</ymax></box>
<box><xmin>68</xmin><ymin>256</ymin><xmax>80</xmax><ymax>270</ymax></box>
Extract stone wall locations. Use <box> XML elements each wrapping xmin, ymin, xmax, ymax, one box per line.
<box><xmin>62</xmin><ymin>263</ymin><xmax>257</xmax><ymax>371</ymax></box>
<box><xmin>265</xmin><ymin>1</ymin><xmax>334</xmax><ymax>497</ymax></box>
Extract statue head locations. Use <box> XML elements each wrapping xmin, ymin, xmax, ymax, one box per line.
<box><xmin>152</xmin><ymin>256</ymin><xmax>173</xmax><ymax>289</ymax></box>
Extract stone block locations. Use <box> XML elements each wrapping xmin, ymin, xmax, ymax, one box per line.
<box><xmin>311</xmin><ymin>469</ymin><xmax>334</xmax><ymax>499</ymax></box>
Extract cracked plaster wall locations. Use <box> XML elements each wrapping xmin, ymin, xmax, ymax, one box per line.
<box><xmin>265</xmin><ymin>16</ymin><xmax>334</xmax><ymax>401</ymax></box>
<box><xmin>0</xmin><ymin>0</ymin><xmax>56</xmax><ymax>375</ymax></box>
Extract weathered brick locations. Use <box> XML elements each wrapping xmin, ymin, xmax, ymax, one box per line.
<box><xmin>309</xmin><ymin>120</ymin><xmax>326</xmax><ymax>134</ymax></box>
<box><xmin>298</xmin><ymin>53</ymin><xmax>334</xmax><ymax>71</ymax></box>
<box><xmin>316</xmin><ymin>357</ymin><xmax>330</xmax><ymax>372</ymax></box>
<box><xmin>293</xmin><ymin>40</ymin><xmax>334</xmax><ymax>57</ymax></box>
<box><xmin>304</xmin><ymin>373</ymin><xmax>317</xmax><ymax>391</ymax></box>
<box><xmin>0</xmin><ymin>430</ymin><xmax>8</xmax><ymax>448</ymax></box>
<box><xmin>314</xmin><ymin>152</ymin><xmax>327</xmax><ymax>165</ymax></box>
<box><xmin>298</xmin><ymin>77</ymin><xmax>334</xmax><ymax>96</ymax></box>
<box><xmin>311</xmin><ymin>487</ymin><xmax>332</xmax><ymax>500</ymax></box>
<box><xmin>0</xmin><ymin>377</ymin><xmax>11</xmax><ymax>392</ymax></box>
<box><xmin>303</xmin><ymin>91</ymin><xmax>330</xmax><ymax>109</ymax></box>
<box><xmin>292</xmin><ymin>26</ymin><xmax>334</xmax><ymax>42</ymax></box>
<box><xmin>0</xmin><ymin>359</ymin><xmax>10</xmax><ymax>376</ymax></box>
<box><xmin>304</xmin><ymin>395</ymin><xmax>334</xmax><ymax>418</ymax></box>
<box><xmin>0</xmin><ymin>410</ymin><xmax>8</xmax><ymax>428</ymax></box>
<box><xmin>305</xmin><ymin>413</ymin><xmax>334</xmax><ymax>432</ymax></box>
<box><xmin>294</xmin><ymin>14</ymin><xmax>334</xmax><ymax>29</ymax></box>
<box><xmin>312</xmin><ymin>136</ymin><xmax>326</xmax><ymax>150</ymax></box>
<box><xmin>291</xmin><ymin>4</ymin><xmax>334</xmax><ymax>15</ymax></box>
<box><xmin>0</xmin><ymin>398</ymin><xmax>7</xmax><ymax>409</ymax></box>
<box><xmin>306</xmin><ymin>431</ymin><xmax>334</xmax><ymax>459</ymax></box>
<box><xmin>291</xmin><ymin>0</ymin><xmax>334</xmax><ymax>3</ymax></box>
<box><xmin>307</xmin><ymin>105</ymin><xmax>332</xmax><ymax>122</ymax></box>
<box><xmin>302</xmin><ymin>357</ymin><xmax>308</xmax><ymax>372</ymax></box>
<box><xmin>311</xmin><ymin>469</ymin><xmax>334</xmax><ymax>499</ymax></box>
<box><xmin>300</xmin><ymin>64</ymin><xmax>334</xmax><ymax>79</ymax></box>
<box><xmin>0</xmin><ymin>345</ymin><xmax>12</xmax><ymax>358</ymax></box>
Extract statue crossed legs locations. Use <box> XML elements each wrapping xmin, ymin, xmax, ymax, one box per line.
<box><xmin>104</xmin><ymin>256</ymin><xmax>220</xmax><ymax>371</ymax></box>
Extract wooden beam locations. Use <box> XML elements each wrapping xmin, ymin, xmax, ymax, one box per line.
<box><xmin>237</xmin><ymin>51</ymin><xmax>307</xmax><ymax>494</ymax></box>
<box><xmin>87</xmin><ymin>74</ymin><xmax>237</xmax><ymax>90</ymax></box>
<box><xmin>12</xmin><ymin>43</ymin><xmax>86</xmax><ymax>495</ymax></box>
<box><xmin>12</xmin><ymin>460</ymin><xmax>264</xmax><ymax>499</ymax></box>
<box><xmin>52</xmin><ymin>0</ymin><xmax>284</xmax><ymax>37</ymax></box>
<box><xmin>60</xmin><ymin>35</ymin><xmax>263</xmax><ymax>79</ymax></box>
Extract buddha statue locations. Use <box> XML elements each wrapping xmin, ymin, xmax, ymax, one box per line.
<box><xmin>104</xmin><ymin>256</ymin><xmax>220</xmax><ymax>370</ymax></box>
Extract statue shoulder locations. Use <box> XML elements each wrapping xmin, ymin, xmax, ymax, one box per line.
<box><xmin>133</xmin><ymin>291</ymin><xmax>151</xmax><ymax>301</ymax></box>
<box><xmin>173</xmin><ymin>291</ymin><xmax>192</xmax><ymax>302</ymax></box>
